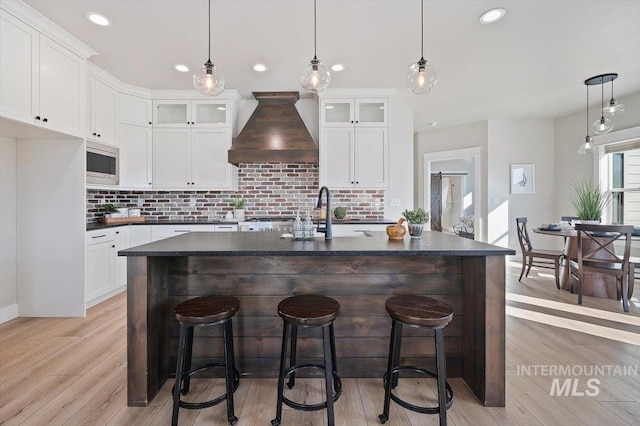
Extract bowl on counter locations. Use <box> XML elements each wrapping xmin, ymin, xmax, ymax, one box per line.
<box><xmin>386</xmin><ymin>224</ymin><xmax>406</xmax><ymax>240</ymax></box>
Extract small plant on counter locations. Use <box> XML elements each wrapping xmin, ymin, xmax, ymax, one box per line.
<box><xmin>102</xmin><ymin>203</ymin><xmax>119</xmax><ymax>213</ymax></box>
<box><xmin>402</xmin><ymin>207</ymin><xmax>429</xmax><ymax>224</ymax></box>
<box><xmin>333</xmin><ymin>206</ymin><xmax>347</xmax><ymax>219</ymax></box>
<box><xmin>232</xmin><ymin>198</ymin><xmax>246</xmax><ymax>209</ymax></box>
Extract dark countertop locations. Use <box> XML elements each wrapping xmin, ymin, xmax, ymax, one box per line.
<box><xmin>87</xmin><ymin>218</ymin><xmax>395</xmax><ymax>231</ymax></box>
<box><xmin>119</xmin><ymin>231</ymin><xmax>515</xmax><ymax>257</ymax></box>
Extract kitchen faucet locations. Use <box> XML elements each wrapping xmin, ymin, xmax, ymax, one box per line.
<box><xmin>316</xmin><ymin>186</ymin><xmax>332</xmax><ymax>240</ymax></box>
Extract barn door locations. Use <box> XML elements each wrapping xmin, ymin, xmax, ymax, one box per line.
<box><xmin>430</xmin><ymin>172</ymin><xmax>442</xmax><ymax>231</ymax></box>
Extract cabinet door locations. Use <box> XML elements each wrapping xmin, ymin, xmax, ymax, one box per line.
<box><xmin>113</xmin><ymin>227</ymin><xmax>129</xmax><ymax>289</ymax></box>
<box><xmin>38</xmin><ymin>34</ymin><xmax>84</xmax><ymax>137</ymax></box>
<box><xmin>354</xmin><ymin>127</ymin><xmax>388</xmax><ymax>188</ymax></box>
<box><xmin>319</xmin><ymin>127</ymin><xmax>354</xmax><ymax>189</ymax></box>
<box><xmin>320</xmin><ymin>99</ymin><xmax>354</xmax><ymax>127</ymax></box>
<box><xmin>192</xmin><ymin>100</ymin><xmax>229</xmax><ymax>127</ymax></box>
<box><xmin>85</xmin><ymin>241</ymin><xmax>113</xmax><ymax>302</ymax></box>
<box><xmin>118</xmin><ymin>93</ymin><xmax>152</xmax><ymax>127</ymax></box>
<box><xmin>118</xmin><ymin>124</ymin><xmax>152</xmax><ymax>188</ymax></box>
<box><xmin>191</xmin><ymin>129</ymin><xmax>236</xmax><ymax>189</ymax></box>
<box><xmin>88</xmin><ymin>77</ymin><xmax>117</xmax><ymax>145</ymax></box>
<box><xmin>153</xmin><ymin>129</ymin><xmax>190</xmax><ymax>188</ymax></box>
<box><xmin>129</xmin><ymin>225</ymin><xmax>151</xmax><ymax>248</ymax></box>
<box><xmin>0</xmin><ymin>10</ymin><xmax>39</xmax><ymax>124</ymax></box>
<box><xmin>355</xmin><ymin>99</ymin><xmax>388</xmax><ymax>127</ymax></box>
<box><xmin>153</xmin><ymin>100</ymin><xmax>190</xmax><ymax>127</ymax></box>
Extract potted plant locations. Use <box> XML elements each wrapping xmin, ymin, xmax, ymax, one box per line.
<box><xmin>102</xmin><ymin>203</ymin><xmax>119</xmax><ymax>218</ymax></box>
<box><xmin>333</xmin><ymin>206</ymin><xmax>347</xmax><ymax>220</ymax></box>
<box><xmin>570</xmin><ymin>180</ymin><xmax>609</xmax><ymax>224</ymax></box>
<box><xmin>232</xmin><ymin>198</ymin><xmax>246</xmax><ymax>221</ymax></box>
<box><xmin>402</xmin><ymin>207</ymin><xmax>429</xmax><ymax>238</ymax></box>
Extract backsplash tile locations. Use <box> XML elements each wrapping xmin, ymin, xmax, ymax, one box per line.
<box><xmin>86</xmin><ymin>163</ymin><xmax>385</xmax><ymax>222</ymax></box>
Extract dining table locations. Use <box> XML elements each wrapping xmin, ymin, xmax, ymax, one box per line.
<box><xmin>533</xmin><ymin>227</ymin><xmax>626</xmax><ymax>299</ymax></box>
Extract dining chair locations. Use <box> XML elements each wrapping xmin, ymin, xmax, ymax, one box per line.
<box><xmin>571</xmin><ymin>223</ymin><xmax>633</xmax><ymax>312</ymax></box>
<box><xmin>515</xmin><ymin>217</ymin><xmax>564</xmax><ymax>288</ymax></box>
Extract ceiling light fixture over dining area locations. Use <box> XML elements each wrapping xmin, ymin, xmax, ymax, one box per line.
<box><xmin>406</xmin><ymin>0</ymin><xmax>438</xmax><ymax>94</ymax></box>
<box><xmin>192</xmin><ymin>0</ymin><xmax>225</xmax><ymax>96</ymax></box>
<box><xmin>578</xmin><ymin>73</ymin><xmax>623</xmax><ymax>155</ymax></box>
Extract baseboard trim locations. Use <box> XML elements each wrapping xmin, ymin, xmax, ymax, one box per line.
<box><xmin>0</xmin><ymin>303</ymin><xmax>19</xmax><ymax>324</ymax></box>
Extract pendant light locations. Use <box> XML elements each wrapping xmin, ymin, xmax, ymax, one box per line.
<box><xmin>299</xmin><ymin>0</ymin><xmax>330</xmax><ymax>93</ymax></box>
<box><xmin>602</xmin><ymin>76</ymin><xmax>625</xmax><ymax>116</ymax></box>
<box><xmin>406</xmin><ymin>0</ymin><xmax>438</xmax><ymax>94</ymax></box>
<box><xmin>578</xmin><ymin>82</ymin><xmax>595</xmax><ymax>155</ymax></box>
<box><xmin>589</xmin><ymin>74</ymin><xmax>615</xmax><ymax>135</ymax></box>
<box><xmin>193</xmin><ymin>0</ymin><xmax>225</xmax><ymax>96</ymax></box>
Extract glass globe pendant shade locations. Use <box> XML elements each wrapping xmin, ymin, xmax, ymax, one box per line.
<box><xmin>406</xmin><ymin>58</ymin><xmax>438</xmax><ymax>94</ymax></box>
<box><xmin>577</xmin><ymin>135</ymin><xmax>595</xmax><ymax>155</ymax></box>
<box><xmin>193</xmin><ymin>60</ymin><xmax>225</xmax><ymax>96</ymax></box>
<box><xmin>592</xmin><ymin>116</ymin><xmax>613</xmax><ymax>135</ymax></box>
<box><xmin>602</xmin><ymin>99</ymin><xmax>625</xmax><ymax>117</ymax></box>
<box><xmin>300</xmin><ymin>57</ymin><xmax>330</xmax><ymax>93</ymax></box>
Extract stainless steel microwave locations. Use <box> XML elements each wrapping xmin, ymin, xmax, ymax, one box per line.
<box><xmin>87</xmin><ymin>141</ymin><xmax>119</xmax><ymax>185</ymax></box>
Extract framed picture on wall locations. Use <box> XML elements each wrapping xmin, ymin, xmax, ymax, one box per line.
<box><xmin>510</xmin><ymin>164</ymin><xmax>534</xmax><ymax>194</ymax></box>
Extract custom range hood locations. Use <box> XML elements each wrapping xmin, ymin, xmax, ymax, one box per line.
<box><xmin>228</xmin><ymin>91</ymin><xmax>318</xmax><ymax>165</ymax></box>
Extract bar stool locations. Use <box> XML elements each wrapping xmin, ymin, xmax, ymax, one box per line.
<box><xmin>172</xmin><ymin>295</ymin><xmax>240</xmax><ymax>426</ymax></box>
<box><xmin>379</xmin><ymin>295</ymin><xmax>454</xmax><ymax>426</ymax></box>
<box><xmin>271</xmin><ymin>295</ymin><xmax>342</xmax><ymax>426</ymax></box>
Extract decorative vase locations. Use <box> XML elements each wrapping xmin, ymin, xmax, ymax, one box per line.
<box><xmin>234</xmin><ymin>209</ymin><xmax>245</xmax><ymax>221</ymax></box>
<box><xmin>408</xmin><ymin>223</ymin><xmax>424</xmax><ymax>239</ymax></box>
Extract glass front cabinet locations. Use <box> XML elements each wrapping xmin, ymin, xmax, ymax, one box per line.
<box><xmin>153</xmin><ymin>99</ymin><xmax>230</xmax><ymax>128</ymax></box>
<box><xmin>320</xmin><ymin>98</ymin><xmax>388</xmax><ymax>127</ymax></box>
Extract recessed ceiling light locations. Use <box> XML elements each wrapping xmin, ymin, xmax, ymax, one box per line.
<box><xmin>174</xmin><ymin>64</ymin><xmax>189</xmax><ymax>73</ymax></box>
<box><xmin>428</xmin><ymin>122</ymin><xmax>438</xmax><ymax>127</ymax></box>
<box><xmin>330</xmin><ymin>64</ymin><xmax>345</xmax><ymax>72</ymax></box>
<box><xmin>86</xmin><ymin>12</ymin><xmax>111</xmax><ymax>27</ymax></box>
<box><xmin>479</xmin><ymin>8</ymin><xmax>506</xmax><ymax>24</ymax></box>
<box><xmin>252</xmin><ymin>63</ymin><xmax>268</xmax><ymax>72</ymax></box>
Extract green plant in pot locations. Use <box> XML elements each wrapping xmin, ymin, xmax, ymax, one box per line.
<box><xmin>102</xmin><ymin>203</ymin><xmax>118</xmax><ymax>218</ymax></box>
<box><xmin>570</xmin><ymin>180</ymin><xmax>609</xmax><ymax>223</ymax></box>
<box><xmin>402</xmin><ymin>207</ymin><xmax>429</xmax><ymax>238</ymax></box>
<box><xmin>232</xmin><ymin>198</ymin><xmax>246</xmax><ymax>221</ymax></box>
<box><xmin>333</xmin><ymin>206</ymin><xmax>347</xmax><ymax>220</ymax></box>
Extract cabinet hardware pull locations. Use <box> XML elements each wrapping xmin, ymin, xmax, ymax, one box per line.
<box><xmin>92</xmin><ymin>133</ymin><xmax>97</xmax><ymax>136</ymax></box>
<box><xmin>174</xmin><ymin>230</ymin><xmax>189</xmax><ymax>232</ymax></box>
<box><xmin>112</xmin><ymin>245</ymin><xmax>115</xmax><ymax>248</ymax></box>
<box><xmin>92</xmin><ymin>234</ymin><xmax>107</xmax><ymax>239</ymax></box>
<box><xmin>97</xmin><ymin>134</ymin><xmax>101</xmax><ymax>137</ymax></box>
<box><xmin>115</xmin><ymin>231</ymin><xmax>119</xmax><ymax>234</ymax></box>
<box><xmin>148</xmin><ymin>121</ymin><xmax>152</xmax><ymax>125</ymax></box>
<box><xmin>35</xmin><ymin>116</ymin><xmax>41</xmax><ymax>120</ymax></box>
<box><xmin>42</xmin><ymin>118</ymin><xmax>48</xmax><ymax>122</ymax></box>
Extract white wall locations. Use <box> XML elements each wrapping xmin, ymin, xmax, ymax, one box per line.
<box><xmin>415</xmin><ymin>121</ymin><xmax>488</xmax><ymax>239</ymax></box>
<box><xmin>554</xmin><ymin>91</ymin><xmax>640</xmax><ymax>220</ymax></box>
<box><xmin>387</xmin><ymin>93</ymin><xmax>414</xmax><ymax>220</ymax></box>
<box><xmin>487</xmin><ymin>119</ymin><xmax>556</xmax><ymax>251</ymax></box>
<box><xmin>0</xmin><ymin>136</ymin><xmax>17</xmax><ymax>323</ymax></box>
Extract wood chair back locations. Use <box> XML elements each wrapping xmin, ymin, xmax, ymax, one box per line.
<box><xmin>516</xmin><ymin>217</ymin><xmax>533</xmax><ymax>253</ymax></box>
<box><xmin>574</xmin><ymin>223</ymin><xmax>633</xmax><ymax>274</ymax></box>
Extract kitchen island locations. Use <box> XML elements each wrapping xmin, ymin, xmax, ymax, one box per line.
<box><xmin>120</xmin><ymin>231</ymin><xmax>514</xmax><ymax>408</ymax></box>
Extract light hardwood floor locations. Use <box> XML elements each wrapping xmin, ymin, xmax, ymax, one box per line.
<box><xmin>1</xmin><ymin>261</ymin><xmax>638</xmax><ymax>425</ymax></box>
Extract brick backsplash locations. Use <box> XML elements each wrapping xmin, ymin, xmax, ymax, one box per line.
<box><xmin>86</xmin><ymin>163</ymin><xmax>385</xmax><ymax>222</ymax></box>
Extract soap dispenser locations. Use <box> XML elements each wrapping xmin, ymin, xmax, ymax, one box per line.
<box><xmin>304</xmin><ymin>212</ymin><xmax>315</xmax><ymax>240</ymax></box>
<box><xmin>293</xmin><ymin>212</ymin><xmax>303</xmax><ymax>239</ymax></box>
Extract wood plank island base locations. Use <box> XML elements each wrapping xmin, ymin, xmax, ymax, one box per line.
<box><xmin>120</xmin><ymin>231</ymin><xmax>514</xmax><ymax>408</ymax></box>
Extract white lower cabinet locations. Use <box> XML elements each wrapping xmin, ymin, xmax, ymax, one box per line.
<box><xmin>332</xmin><ymin>223</ymin><xmax>389</xmax><ymax>237</ymax></box>
<box><xmin>150</xmin><ymin>224</ymin><xmax>216</xmax><ymax>241</ymax></box>
<box><xmin>85</xmin><ymin>227</ymin><xmax>128</xmax><ymax>308</ymax></box>
<box><xmin>129</xmin><ymin>225</ymin><xmax>152</xmax><ymax>248</ymax></box>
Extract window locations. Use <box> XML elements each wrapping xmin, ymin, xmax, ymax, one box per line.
<box><xmin>601</xmin><ymin>141</ymin><xmax>640</xmax><ymax>225</ymax></box>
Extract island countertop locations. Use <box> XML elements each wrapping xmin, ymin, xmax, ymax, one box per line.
<box><xmin>119</xmin><ymin>231</ymin><xmax>515</xmax><ymax>257</ymax></box>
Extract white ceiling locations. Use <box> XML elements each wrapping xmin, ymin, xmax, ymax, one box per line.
<box><xmin>24</xmin><ymin>0</ymin><xmax>640</xmax><ymax>133</ymax></box>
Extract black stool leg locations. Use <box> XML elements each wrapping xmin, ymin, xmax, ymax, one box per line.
<box><xmin>223</xmin><ymin>319</ymin><xmax>238</xmax><ymax>425</ymax></box>
<box><xmin>181</xmin><ymin>326</ymin><xmax>195</xmax><ymax>395</ymax></box>
<box><xmin>390</xmin><ymin>322</ymin><xmax>402</xmax><ymax>389</ymax></box>
<box><xmin>172</xmin><ymin>323</ymin><xmax>189</xmax><ymax>426</ymax></box>
<box><xmin>322</xmin><ymin>324</ymin><xmax>335</xmax><ymax>426</ymax></box>
<box><xmin>379</xmin><ymin>319</ymin><xmax>400</xmax><ymax>424</ymax></box>
<box><xmin>329</xmin><ymin>323</ymin><xmax>339</xmax><ymax>392</ymax></box>
<box><xmin>272</xmin><ymin>322</ymin><xmax>289</xmax><ymax>426</ymax></box>
<box><xmin>434</xmin><ymin>327</ymin><xmax>448</xmax><ymax>426</ymax></box>
<box><xmin>287</xmin><ymin>325</ymin><xmax>298</xmax><ymax>389</ymax></box>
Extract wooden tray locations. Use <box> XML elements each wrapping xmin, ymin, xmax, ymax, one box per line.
<box><xmin>100</xmin><ymin>216</ymin><xmax>146</xmax><ymax>224</ymax></box>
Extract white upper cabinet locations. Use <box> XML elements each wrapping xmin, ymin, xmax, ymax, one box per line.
<box><xmin>0</xmin><ymin>10</ymin><xmax>85</xmax><ymax>138</ymax></box>
<box><xmin>320</xmin><ymin>98</ymin><xmax>388</xmax><ymax>127</ymax></box>
<box><xmin>118</xmin><ymin>123</ymin><xmax>152</xmax><ymax>188</ymax></box>
<box><xmin>153</xmin><ymin>99</ymin><xmax>230</xmax><ymax>128</ymax></box>
<box><xmin>87</xmin><ymin>76</ymin><xmax>117</xmax><ymax>145</ymax></box>
<box><xmin>319</xmin><ymin>95</ymin><xmax>389</xmax><ymax>189</ymax></box>
<box><xmin>118</xmin><ymin>93</ymin><xmax>152</xmax><ymax>127</ymax></box>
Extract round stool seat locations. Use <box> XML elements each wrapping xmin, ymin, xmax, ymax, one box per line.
<box><xmin>278</xmin><ymin>295</ymin><xmax>340</xmax><ymax>326</ymax></box>
<box><xmin>385</xmin><ymin>295</ymin><xmax>452</xmax><ymax>328</ymax></box>
<box><xmin>175</xmin><ymin>295</ymin><xmax>240</xmax><ymax>325</ymax></box>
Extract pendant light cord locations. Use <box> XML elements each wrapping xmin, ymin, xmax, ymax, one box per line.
<box><xmin>421</xmin><ymin>0</ymin><xmax>424</xmax><ymax>59</ymax></box>
<box><xmin>600</xmin><ymin>80</ymin><xmax>605</xmax><ymax>117</ymax></box>
<box><xmin>313</xmin><ymin>0</ymin><xmax>317</xmax><ymax>59</ymax></box>
<box><xmin>586</xmin><ymin>84</ymin><xmax>589</xmax><ymax>135</ymax></box>
<box><xmin>208</xmin><ymin>0</ymin><xmax>211</xmax><ymax>60</ymax></box>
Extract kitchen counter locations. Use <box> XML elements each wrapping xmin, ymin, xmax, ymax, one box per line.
<box><xmin>121</xmin><ymin>231</ymin><xmax>514</xmax><ymax>408</ymax></box>
<box><xmin>87</xmin><ymin>218</ymin><xmax>395</xmax><ymax>231</ymax></box>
